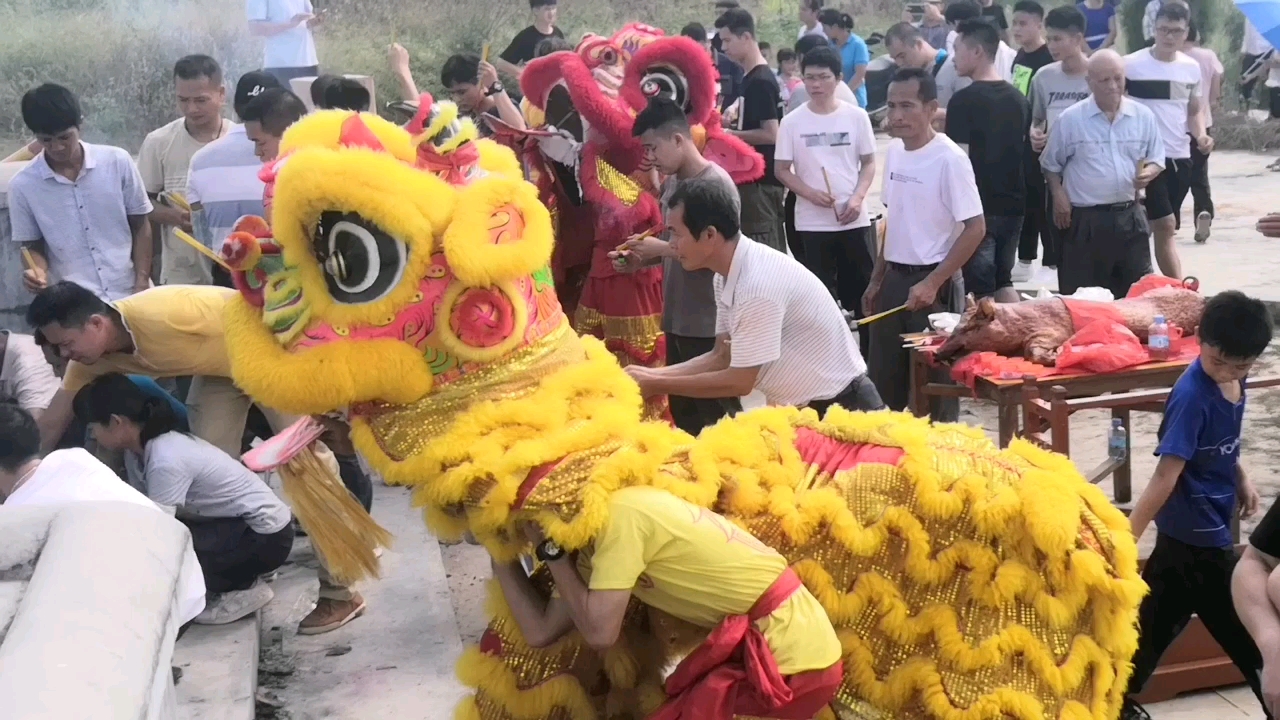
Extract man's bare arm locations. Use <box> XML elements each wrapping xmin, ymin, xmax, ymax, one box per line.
<box><xmin>248</xmin><ymin>16</ymin><xmax>307</xmax><ymax>37</ymax></box>
<box><xmin>646</xmin><ymin>365</ymin><xmax>760</xmax><ymax>399</ymax></box>
<box><xmin>494</xmin><ymin>58</ymin><xmax>524</xmax><ymax>82</ymax></box>
<box><xmin>924</xmin><ymin>214</ymin><xmax>984</xmax><ymax>290</ymax></box>
<box><xmin>648</xmin><ymin>335</ymin><xmax>732</xmax><ymax>378</ymax></box>
<box><xmin>1129</xmin><ymin>455</ymin><xmax>1185</xmax><ymax>540</ymax></box>
<box><xmin>545</xmin><ymin>556</ymin><xmax>634</xmax><ymax>651</ymax></box>
<box><xmin>38</xmin><ymin>389</ymin><xmax>74</xmax><ymax>453</ymax></box>
<box><xmin>490</xmin><ymin>559</ymin><xmax>576</xmax><ymax>647</ymax></box>
<box><xmin>732</xmin><ymin>118</ymin><xmax>778</xmax><ymax>146</ymax></box>
<box><xmin>129</xmin><ymin>214</ymin><xmax>153</xmax><ymax>292</ymax></box>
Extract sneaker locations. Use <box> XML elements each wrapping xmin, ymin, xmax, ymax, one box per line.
<box><xmin>1194</xmin><ymin>211</ymin><xmax>1212</xmax><ymax>243</ymax></box>
<box><xmin>193</xmin><ymin>583</ymin><xmax>274</xmax><ymax>625</ymax></box>
<box><xmin>1120</xmin><ymin>698</ymin><xmax>1152</xmax><ymax>720</ymax></box>
<box><xmin>1011</xmin><ymin>260</ymin><xmax>1034</xmax><ymax>283</ymax></box>
<box><xmin>297</xmin><ymin>593</ymin><xmax>367</xmax><ymax>635</ymax></box>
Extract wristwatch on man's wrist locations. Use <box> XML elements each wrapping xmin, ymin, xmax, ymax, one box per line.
<box><xmin>485</xmin><ymin>81</ymin><xmax>506</xmax><ymax>97</ymax></box>
<box><xmin>535</xmin><ymin>538</ymin><xmax>566</xmax><ymax>562</ymax></box>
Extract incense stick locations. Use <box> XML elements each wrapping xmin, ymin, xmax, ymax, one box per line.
<box><xmin>175</xmin><ymin>229</ymin><xmax>234</xmax><ymax>271</ymax></box>
<box><xmin>853</xmin><ymin>303</ymin><xmax>908</xmax><ymax>328</ymax></box>
<box><xmin>820</xmin><ymin>167</ymin><xmax>840</xmax><ymax>222</ymax></box>
<box><xmin>481</xmin><ymin>43</ymin><xmax>491</xmax><ymax>63</ymax></box>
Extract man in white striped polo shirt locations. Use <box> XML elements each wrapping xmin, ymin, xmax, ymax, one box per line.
<box><xmin>625</xmin><ymin>176</ymin><xmax>883</xmax><ymax>414</ymax></box>
<box><xmin>187</xmin><ymin>71</ymin><xmax>283</xmax><ymax>287</ymax></box>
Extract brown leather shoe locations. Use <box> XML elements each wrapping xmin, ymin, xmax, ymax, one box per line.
<box><xmin>297</xmin><ymin>594</ymin><xmax>367</xmax><ymax>635</ymax></box>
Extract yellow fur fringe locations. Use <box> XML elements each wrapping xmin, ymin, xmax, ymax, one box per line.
<box><xmin>442</xmin><ymin>175</ymin><xmax>555</xmax><ymax>287</ymax></box>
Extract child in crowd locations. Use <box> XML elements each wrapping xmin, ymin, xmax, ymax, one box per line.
<box><xmin>73</xmin><ymin>372</ymin><xmax>295</xmax><ymax>626</ymax></box>
<box><xmin>760</xmin><ymin>40</ymin><xmax>774</xmax><ymax>67</ymax></box>
<box><xmin>1123</xmin><ymin>290</ymin><xmax>1275</xmax><ymax>720</ymax></box>
<box><xmin>776</xmin><ymin>48</ymin><xmax>803</xmax><ymax>102</ymax></box>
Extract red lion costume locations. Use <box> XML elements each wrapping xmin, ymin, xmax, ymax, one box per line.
<box><xmin>516</xmin><ymin>24</ymin><xmax>763</xmax><ymax>418</ymax></box>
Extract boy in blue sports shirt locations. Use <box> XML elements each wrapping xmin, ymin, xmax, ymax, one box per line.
<box><xmin>1124</xmin><ymin>290</ymin><xmax>1275</xmax><ymax>720</ymax></box>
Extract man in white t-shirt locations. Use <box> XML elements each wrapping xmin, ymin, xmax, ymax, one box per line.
<box><xmin>625</xmin><ymin>177</ymin><xmax>882</xmax><ymax>414</ymax></box>
<box><xmin>247</xmin><ymin>0</ymin><xmax>322</xmax><ymax>86</ymax></box>
<box><xmin>865</xmin><ymin>67</ymin><xmax>984</xmax><ymax>421</ymax></box>
<box><xmin>0</xmin><ymin>331</ymin><xmax>59</xmax><ymax>418</ymax></box>
<box><xmin>775</xmin><ymin>45</ymin><xmax>877</xmax><ymax>358</ymax></box>
<box><xmin>1124</xmin><ymin>0</ymin><xmax>1210</xmax><ymax>281</ymax></box>
<box><xmin>0</xmin><ymin>402</ymin><xmax>205</xmax><ymax>625</ymax></box>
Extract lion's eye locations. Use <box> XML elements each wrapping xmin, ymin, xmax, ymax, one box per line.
<box><xmin>313</xmin><ymin>211</ymin><xmax>407</xmax><ymax>304</ymax></box>
<box><xmin>640</xmin><ymin>67</ymin><xmax>690</xmax><ymax>111</ymax></box>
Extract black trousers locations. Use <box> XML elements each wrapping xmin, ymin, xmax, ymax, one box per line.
<box><xmin>1058</xmin><ymin>203</ymin><xmax>1152</xmax><ymax>301</ymax></box>
<box><xmin>796</xmin><ymin>227</ymin><xmax>875</xmax><ymax>361</ymax></box>
<box><xmin>867</xmin><ymin>262</ymin><xmax>963</xmax><ymax>422</ymax></box>
<box><xmin>337</xmin><ymin>453</ymin><xmax>373</xmax><ymax>511</ymax></box>
<box><xmin>1143</xmin><ymin>157</ymin><xmax>1193</xmax><ymax>229</ymax></box>
<box><xmin>806</xmin><ymin>374</ymin><xmax>885</xmax><ymax>416</ymax></box>
<box><xmin>1127</xmin><ymin>534</ymin><xmax>1270</xmax><ymax>715</ymax></box>
<box><xmin>1019</xmin><ymin>154</ymin><xmax>1054</xmax><ymax>264</ymax></box>
<box><xmin>665</xmin><ymin>333</ymin><xmax>741</xmax><ymax>436</ymax></box>
<box><xmin>186</xmin><ymin>516</ymin><xmax>295</xmax><ymax>594</ymax></box>
<box><xmin>1188</xmin><ymin>130</ymin><xmax>1214</xmax><ymax>220</ymax></box>
<box><xmin>784</xmin><ymin>192</ymin><xmax>804</xmax><ymax>266</ymax></box>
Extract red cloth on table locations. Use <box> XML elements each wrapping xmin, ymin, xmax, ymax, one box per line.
<box><xmin>649</xmin><ymin>568</ymin><xmax>843</xmax><ymax>720</ymax></box>
<box><xmin>1059</xmin><ymin>298</ymin><xmax>1126</xmax><ymax>334</ymax></box>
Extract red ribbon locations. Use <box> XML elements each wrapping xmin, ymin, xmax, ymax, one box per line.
<box><xmin>417</xmin><ymin>142</ymin><xmax>480</xmax><ymax>186</ymax></box>
<box><xmin>649</xmin><ymin>567</ymin><xmax>840</xmax><ymax>720</ymax></box>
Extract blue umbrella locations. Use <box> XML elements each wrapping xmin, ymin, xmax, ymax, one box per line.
<box><xmin>1237</xmin><ymin>0</ymin><xmax>1280</xmax><ymax>50</ymax></box>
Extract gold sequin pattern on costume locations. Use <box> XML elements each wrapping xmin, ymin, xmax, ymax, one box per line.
<box><xmin>360</xmin><ymin>323</ymin><xmax>583</xmax><ymax>462</ymax></box>
<box><xmin>716</xmin><ymin>422</ymin><xmax>1126</xmax><ymax>720</ymax></box>
<box><xmin>594</xmin><ymin>155</ymin><xmax>641</xmax><ymax>206</ymax></box>
<box><xmin>572</xmin><ymin>306</ymin><xmax>664</xmax><ymax>359</ymax></box>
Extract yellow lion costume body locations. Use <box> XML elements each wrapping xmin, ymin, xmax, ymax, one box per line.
<box><xmin>219</xmin><ymin>104</ymin><xmax>1145</xmax><ymax>720</ymax></box>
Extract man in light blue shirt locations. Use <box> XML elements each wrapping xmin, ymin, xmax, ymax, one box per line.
<box><xmin>187</xmin><ymin>71</ymin><xmax>283</xmax><ymax>287</ymax></box>
<box><xmin>8</xmin><ymin>84</ymin><xmax>153</xmax><ymax>302</ymax></box>
<box><xmin>247</xmin><ymin>0</ymin><xmax>321</xmax><ymax>86</ymax></box>
<box><xmin>1041</xmin><ymin>49</ymin><xmax>1164</xmax><ymax>299</ymax></box>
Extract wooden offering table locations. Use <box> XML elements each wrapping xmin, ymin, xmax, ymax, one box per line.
<box><xmin>906</xmin><ymin>333</ymin><xmax>1190</xmax><ymax>491</ymax></box>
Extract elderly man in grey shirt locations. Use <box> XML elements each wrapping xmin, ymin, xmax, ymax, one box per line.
<box><xmin>1041</xmin><ymin>49</ymin><xmax>1164</xmax><ymax>300</ymax></box>
<box><xmin>612</xmin><ymin>98</ymin><xmax>743</xmax><ymax>436</ymax></box>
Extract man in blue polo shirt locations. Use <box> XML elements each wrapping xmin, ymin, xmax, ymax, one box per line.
<box><xmin>1124</xmin><ymin>291</ymin><xmax>1274</xmax><ymax>720</ymax></box>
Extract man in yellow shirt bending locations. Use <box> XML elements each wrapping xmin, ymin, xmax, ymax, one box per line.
<box><xmin>26</xmin><ymin>280</ymin><xmax>369</xmax><ymax>635</ymax></box>
<box><xmin>494</xmin><ymin>485</ymin><xmax>844</xmax><ymax>719</ymax></box>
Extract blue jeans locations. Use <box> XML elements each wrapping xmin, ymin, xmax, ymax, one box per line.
<box><xmin>962</xmin><ymin>215</ymin><xmax>1024</xmax><ymax>297</ymax></box>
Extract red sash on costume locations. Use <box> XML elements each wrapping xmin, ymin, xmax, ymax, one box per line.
<box><xmin>649</xmin><ymin>568</ymin><xmax>844</xmax><ymax>720</ymax></box>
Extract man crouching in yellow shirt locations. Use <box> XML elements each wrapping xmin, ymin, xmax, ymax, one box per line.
<box><xmin>27</xmin><ymin>280</ymin><xmax>368</xmax><ymax>636</ymax></box>
<box><xmin>494</xmin><ymin>485</ymin><xmax>844</xmax><ymax>719</ymax></box>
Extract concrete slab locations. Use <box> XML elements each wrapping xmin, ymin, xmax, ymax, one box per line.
<box><xmin>264</xmin><ymin>484</ymin><xmax>466</xmax><ymax>720</ymax></box>
<box><xmin>173</xmin><ymin>614</ymin><xmax>260</xmax><ymax>720</ymax></box>
<box><xmin>1147</xmin><ymin>688</ymin><xmax>1258</xmax><ymax>719</ymax></box>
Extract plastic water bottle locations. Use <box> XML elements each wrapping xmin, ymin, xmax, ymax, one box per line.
<box><xmin>1148</xmin><ymin>314</ymin><xmax>1170</xmax><ymax>361</ymax></box>
<box><xmin>1108</xmin><ymin>419</ymin><xmax>1127</xmax><ymax>461</ymax></box>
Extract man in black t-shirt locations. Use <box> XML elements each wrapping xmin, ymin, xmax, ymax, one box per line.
<box><xmin>945</xmin><ymin>19</ymin><xmax>1029</xmax><ymax>303</ymax></box>
<box><xmin>495</xmin><ymin>0</ymin><xmax>565</xmax><ymax>82</ymax></box>
<box><xmin>716</xmin><ymin>7</ymin><xmax>787</xmax><ymax>252</ymax></box>
<box><xmin>681</xmin><ymin>21</ymin><xmax>744</xmax><ymax>112</ymax></box>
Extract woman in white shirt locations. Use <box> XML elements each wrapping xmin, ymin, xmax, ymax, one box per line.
<box><xmin>73</xmin><ymin>373</ymin><xmax>294</xmax><ymax>625</ymax></box>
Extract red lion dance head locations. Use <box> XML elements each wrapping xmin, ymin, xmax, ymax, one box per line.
<box><xmin>520</xmin><ymin>23</ymin><xmax>764</xmax><ymax>183</ymax></box>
